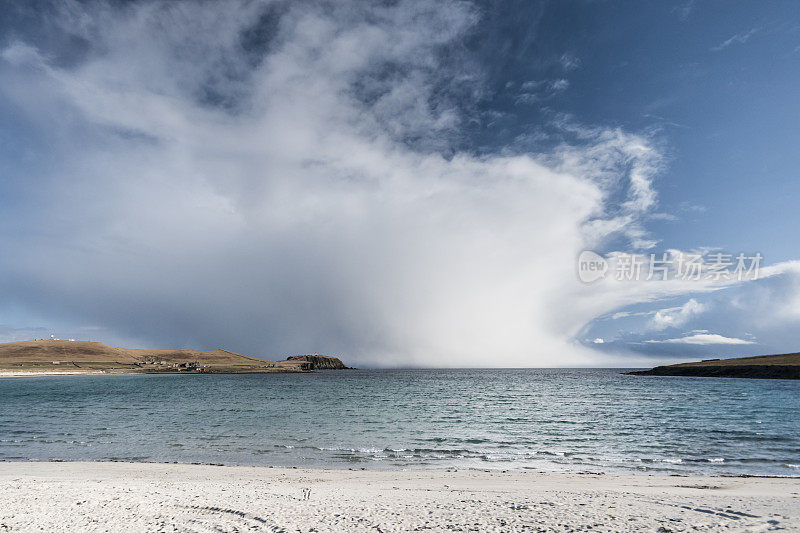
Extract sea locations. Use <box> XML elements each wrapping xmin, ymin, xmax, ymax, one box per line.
<box><xmin>1</xmin><ymin>369</ymin><xmax>798</xmax><ymax>475</ymax></box>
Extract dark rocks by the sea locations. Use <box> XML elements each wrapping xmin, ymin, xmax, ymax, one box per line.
<box><xmin>627</xmin><ymin>365</ymin><xmax>800</xmax><ymax>380</ymax></box>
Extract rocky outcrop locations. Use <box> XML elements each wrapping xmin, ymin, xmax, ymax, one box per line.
<box><xmin>285</xmin><ymin>355</ymin><xmax>349</xmax><ymax>370</ymax></box>
<box><xmin>628</xmin><ymin>365</ymin><xmax>800</xmax><ymax>380</ymax></box>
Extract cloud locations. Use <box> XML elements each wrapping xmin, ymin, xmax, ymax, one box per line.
<box><xmin>711</xmin><ymin>27</ymin><xmax>759</xmax><ymax>52</ymax></box>
<box><xmin>1</xmin><ymin>1</ymin><xmax>797</xmax><ymax>369</ymax></box>
<box><xmin>515</xmin><ymin>79</ymin><xmax>570</xmax><ymax>104</ymax></box>
<box><xmin>648</xmin><ymin>298</ymin><xmax>706</xmax><ymax>331</ymax></box>
<box><xmin>0</xmin><ymin>0</ymin><xmax>674</xmax><ymax>368</ymax></box>
<box><xmin>16</xmin><ymin>1</ymin><xmax>796</xmax><ymax>368</ymax></box>
<box><xmin>559</xmin><ymin>53</ymin><xmax>581</xmax><ymax>71</ymax></box>
<box><xmin>1</xmin><ymin>42</ymin><xmax>45</xmax><ymax>66</ymax></box>
<box><xmin>677</xmin><ymin>201</ymin><xmax>706</xmax><ymax>213</ymax></box>
<box><xmin>646</xmin><ymin>333</ymin><xmax>754</xmax><ymax>345</ymax></box>
<box><xmin>584</xmin><ymin>259</ymin><xmax>800</xmax><ymax>359</ymax></box>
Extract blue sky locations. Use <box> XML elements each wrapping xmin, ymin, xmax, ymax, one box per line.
<box><xmin>466</xmin><ymin>1</ymin><xmax>800</xmax><ymax>260</ymax></box>
<box><xmin>0</xmin><ymin>1</ymin><xmax>799</xmax><ymax>366</ymax></box>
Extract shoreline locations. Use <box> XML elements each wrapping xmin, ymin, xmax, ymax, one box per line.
<box><xmin>0</xmin><ymin>369</ymin><xmax>322</xmax><ymax>377</ymax></box>
<box><xmin>1</xmin><ymin>461</ymin><xmax>797</xmax><ymax>531</ymax></box>
<box><xmin>0</xmin><ymin>370</ymin><xmax>110</xmax><ymax>377</ymax></box>
<box><xmin>3</xmin><ymin>458</ymin><xmax>799</xmax><ymax>479</ymax></box>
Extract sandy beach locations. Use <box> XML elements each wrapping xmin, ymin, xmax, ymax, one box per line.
<box><xmin>0</xmin><ymin>371</ymin><xmax>108</xmax><ymax>377</ymax></box>
<box><xmin>0</xmin><ymin>462</ymin><xmax>797</xmax><ymax>532</ymax></box>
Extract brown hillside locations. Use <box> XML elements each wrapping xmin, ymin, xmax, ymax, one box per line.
<box><xmin>0</xmin><ymin>340</ymin><xmax>137</xmax><ymax>363</ymax></box>
<box><xmin>0</xmin><ymin>340</ymin><xmax>315</xmax><ymax>374</ymax></box>
<box><xmin>670</xmin><ymin>352</ymin><xmax>800</xmax><ymax>367</ymax></box>
<box><xmin>0</xmin><ymin>340</ymin><xmax>267</xmax><ymax>364</ymax></box>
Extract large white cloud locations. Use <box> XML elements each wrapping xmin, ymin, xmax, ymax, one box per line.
<box><xmin>0</xmin><ymin>0</ymin><xmax>680</xmax><ymax>366</ymax></box>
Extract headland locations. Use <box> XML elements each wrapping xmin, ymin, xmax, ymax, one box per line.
<box><xmin>627</xmin><ymin>352</ymin><xmax>800</xmax><ymax>379</ymax></box>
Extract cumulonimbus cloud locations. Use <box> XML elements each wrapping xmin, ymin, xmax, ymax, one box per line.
<box><xmin>0</xmin><ymin>0</ymin><xmax>673</xmax><ymax>366</ymax></box>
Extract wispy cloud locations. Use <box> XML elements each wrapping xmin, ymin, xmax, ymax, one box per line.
<box><xmin>711</xmin><ymin>27</ymin><xmax>760</xmax><ymax>52</ymax></box>
<box><xmin>559</xmin><ymin>53</ymin><xmax>581</xmax><ymax>71</ymax></box>
<box><xmin>646</xmin><ymin>333</ymin><xmax>754</xmax><ymax>345</ymax></box>
<box><xmin>515</xmin><ymin>79</ymin><xmax>570</xmax><ymax>104</ymax></box>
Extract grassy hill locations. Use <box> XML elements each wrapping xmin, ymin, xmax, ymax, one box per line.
<box><xmin>0</xmin><ymin>340</ymin><xmax>312</xmax><ymax>374</ymax></box>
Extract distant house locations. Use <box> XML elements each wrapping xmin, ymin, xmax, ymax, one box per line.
<box><xmin>174</xmin><ymin>361</ymin><xmax>201</xmax><ymax>370</ymax></box>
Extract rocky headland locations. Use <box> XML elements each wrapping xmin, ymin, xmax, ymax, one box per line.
<box><xmin>627</xmin><ymin>352</ymin><xmax>800</xmax><ymax>380</ymax></box>
<box><xmin>286</xmin><ymin>354</ymin><xmax>349</xmax><ymax>369</ymax></box>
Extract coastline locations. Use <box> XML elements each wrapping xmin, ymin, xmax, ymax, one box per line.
<box><xmin>1</xmin><ymin>462</ymin><xmax>797</xmax><ymax>531</ymax></box>
<box><xmin>0</xmin><ymin>369</ymin><xmax>314</xmax><ymax>377</ymax></box>
<box><xmin>0</xmin><ymin>340</ymin><xmax>349</xmax><ymax>376</ymax></box>
<box><xmin>0</xmin><ymin>370</ymin><xmax>110</xmax><ymax>377</ymax></box>
<box><xmin>627</xmin><ymin>352</ymin><xmax>800</xmax><ymax>380</ymax></box>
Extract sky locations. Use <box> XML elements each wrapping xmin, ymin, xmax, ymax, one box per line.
<box><xmin>0</xmin><ymin>0</ymin><xmax>799</xmax><ymax>367</ymax></box>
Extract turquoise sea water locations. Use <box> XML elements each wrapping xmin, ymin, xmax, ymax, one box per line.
<box><xmin>1</xmin><ymin>369</ymin><xmax>798</xmax><ymax>475</ymax></box>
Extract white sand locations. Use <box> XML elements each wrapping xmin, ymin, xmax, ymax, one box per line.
<box><xmin>0</xmin><ymin>371</ymin><xmax>107</xmax><ymax>377</ymax></box>
<box><xmin>0</xmin><ymin>462</ymin><xmax>797</xmax><ymax>532</ymax></box>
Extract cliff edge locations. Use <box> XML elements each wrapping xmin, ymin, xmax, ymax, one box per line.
<box><xmin>286</xmin><ymin>355</ymin><xmax>349</xmax><ymax>370</ymax></box>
